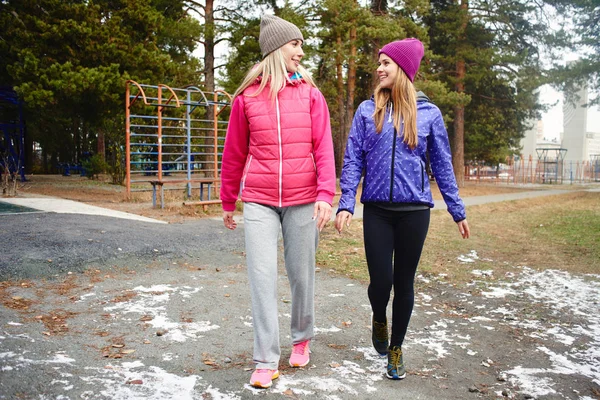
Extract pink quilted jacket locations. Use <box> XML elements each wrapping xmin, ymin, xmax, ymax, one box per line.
<box><xmin>220</xmin><ymin>76</ymin><xmax>336</xmax><ymax>212</ymax></box>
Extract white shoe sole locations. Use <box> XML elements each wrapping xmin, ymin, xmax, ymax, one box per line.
<box><xmin>385</xmin><ymin>371</ymin><xmax>407</xmax><ymax>380</ymax></box>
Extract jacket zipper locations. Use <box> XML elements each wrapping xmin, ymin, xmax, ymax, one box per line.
<box><xmin>389</xmin><ymin>128</ymin><xmax>397</xmax><ymax>202</ymax></box>
<box><xmin>276</xmin><ymin>95</ymin><xmax>283</xmax><ymax>207</ymax></box>
<box><xmin>421</xmin><ymin>160</ymin><xmax>425</xmax><ymax>193</ymax></box>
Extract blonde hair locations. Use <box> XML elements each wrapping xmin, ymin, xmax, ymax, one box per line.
<box><xmin>233</xmin><ymin>47</ymin><xmax>316</xmax><ymax>100</ymax></box>
<box><xmin>373</xmin><ymin>68</ymin><xmax>418</xmax><ymax>149</ymax></box>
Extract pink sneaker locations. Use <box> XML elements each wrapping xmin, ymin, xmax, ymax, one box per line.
<box><xmin>249</xmin><ymin>369</ymin><xmax>279</xmax><ymax>388</ymax></box>
<box><xmin>289</xmin><ymin>340</ymin><xmax>310</xmax><ymax>367</ymax></box>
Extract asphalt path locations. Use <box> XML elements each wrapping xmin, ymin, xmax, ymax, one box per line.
<box><xmin>1</xmin><ymin>188</ymin><xmax>599</xmax><ymax>400</ymax></box>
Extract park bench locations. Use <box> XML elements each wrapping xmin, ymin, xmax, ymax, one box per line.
<box><xmin>148</xmin><ymin>178</ymin><xmax>221</xmax><ymax>209</ymax></box>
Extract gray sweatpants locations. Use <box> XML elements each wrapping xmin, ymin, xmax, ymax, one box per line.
<box><xmin>243</xmin><ymin>202</ymin><xmax>318</xmax><ymax>370</ymax></box>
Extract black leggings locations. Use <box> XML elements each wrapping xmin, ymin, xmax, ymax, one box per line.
<box><xmin>363</xmin><ymin>204</ymin><xmax>430</xmax><ymax>347</ymax></box>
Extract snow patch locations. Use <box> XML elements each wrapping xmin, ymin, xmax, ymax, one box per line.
<box><xmin>494</xmin><ymin>269</ymin><xmax>600</xmax><ymax>391</ymax></box>
<box><xmin>80</xmin><ymin>363</ymin><xmax>201</xmax><ymax>400</ymax></box>
<box><xmin>103</xmin><ymin>285</ymin><xmax>218</xmax><ymax>343</ymax></box>
<box><xmin>315</xmin><ymin>325</ymin><xmax>342</xmax><ymax>334</ymax></box>
<box><xmin>458</xmin><ymin>250</ymin><xmax>479</xmax><ymax>263</ymax></box>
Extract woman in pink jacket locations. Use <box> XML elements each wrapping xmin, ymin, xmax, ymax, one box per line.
<box><xmin>220</xmin><ymin>14</ymin><xmax>336</xmax><ymax>389</ymax></box>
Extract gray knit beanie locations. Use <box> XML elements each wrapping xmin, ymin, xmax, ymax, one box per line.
<box><xmin>259</xmin><ymin>14</ymin><xmax>304</xmax><ymax>57</ymax></box>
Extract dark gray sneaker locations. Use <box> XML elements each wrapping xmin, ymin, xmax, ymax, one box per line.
<box><xmin>386</xmin><ymin>346</ymin><xmax>406</xmax><ymax>380</ymax></box>
<box><xmin>371</xmin><ymin>315</ymin><xmax>389</xmax><ymax>356</ymax></box>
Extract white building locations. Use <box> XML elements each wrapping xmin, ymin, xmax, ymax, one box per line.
<box><xmin>588</xmin><ymin>133</ymin><xmax>600</xmax><ymax>158</ymax></box>
<box><xmin>562</xmin><ymin>84</ymin><xmax>600</xmax><ymax>163</ymax></box>
<box><xmin>520</xmin><ymin>119</ymin><xmax>544</xmax><ymax>160</ymax></box>
<box><xmin>563</xmin><ymin>85</ymin><xmax>588</xmax><ymax>163</ymax></box>
<box><xmin>521</xmin><ymin>83</ymin><xmax>600</xmax><ymax>163</ymax></box>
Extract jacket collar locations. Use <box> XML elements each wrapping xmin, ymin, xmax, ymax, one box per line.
<box><xmin>369</xmin><ymin>90</ymin><xmax>430</xmax><ymax>103</ymax></box>
<box><xmin>253</xmin><ymin>72</ymin><xmax>305</xmax><ymax>86</ymax></box>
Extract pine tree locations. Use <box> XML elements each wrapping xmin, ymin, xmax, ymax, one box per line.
<box><xmin>313</xmin><ymin>0</ymin><xmax>428</xmax><ymax>175</ymax></box>
<box><xmin>543</xmin><ymin>0</ymin><xmax>599</xmax><ymax>105</ymax></box>
<box><xmin>0</xmin><ymin>0</ymin><xmax>202</xmax><ymax>172</ymax></box>
<box><xmin>423</xmin><ymin>0</ymin><xmax>547</xmax><ymax>185</ymax></box>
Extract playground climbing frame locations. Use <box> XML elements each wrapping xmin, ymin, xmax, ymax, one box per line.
<box><xmin>125</xmin><ymin>81</ymin><xmax>231</xmax><ymax>208</ymax></box>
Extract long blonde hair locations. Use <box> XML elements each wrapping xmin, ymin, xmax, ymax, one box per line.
<box><xmin>233</xmin><ymin>47</ymin><xmax>316</xmax><ymax>100</ymax></box>
<box><xmin>373</xmin><ymin>69</ymin><xmax>418</xmax><ymax>149</ymax></box>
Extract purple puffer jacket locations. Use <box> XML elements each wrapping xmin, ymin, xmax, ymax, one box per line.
<box><xmin>338</xmin><ymin>92</ymin><xmax>466</xmax><ymax>222</ymax></box>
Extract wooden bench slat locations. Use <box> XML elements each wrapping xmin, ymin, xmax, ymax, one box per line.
<box><xmin>149</xmin><ymin>179</ymin><xmax>221</xmax><ymax>209</ymax></box>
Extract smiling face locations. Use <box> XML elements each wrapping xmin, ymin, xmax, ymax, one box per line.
<box><xmin>377</xmin><ymin>53</ymin><xmax>400</xmax><ymax>89</ymax></box>
<box><xmin>280</xmin><ymin>39</ymin><xmax>304</xmax><ymax>73</ymax></box>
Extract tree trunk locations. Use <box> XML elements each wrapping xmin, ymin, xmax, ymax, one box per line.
<box><xmin>370</xmin><ymin>0</ymin><xmax>388</xmax><ymax>15</ymax></box>
<box><xmin>335</xmin><ymin>34</ymin><xmax>346</xmax><ymax>176</ymax></box>
<box><xmin>50</xmin><ymin>151</ymin><xmax>57</xmax><ymax>174</ymax></box>
<box><xmin>42</xmin><ymin>147</ymin><xmax>48</xmax><ymax>174</ymax></box>
<box><xmin>334</xmin><ymin>23</ymin><xmax>357</xmax><ymax>178</ymax></box>
<box><xmin>24</xmin><ymin>120</ymin><xmax>32</xmax><ymax>175</ymax></box>
<box><xmin>371</xmin><ymin>42</ymin><xmax>381</xmax><ymax>92</ymax></box>
<box><xmin>204</xmin><ymin>0</ymin><xmax>216</xmax><ymax>178</ymax></box>
<box><xmin>74</xmin><ymin>118</ymin><xmax>80</xmax><ymax>163</ymax></box>
<box><xmin>204</xmin><ymin>0</ymin><xmax>215</xmax><ymax>93</ymax></box>
<box><xmin>343</xmin><ymin>24</ymin><xmax>357</xmax><ymax>164</ymax></box>
<box><xmin>452</xmin><ymin>79</ymin><xmax>465</xmax><ymax>187</ymax></box>
<box><xmin>370</xmin><ymin>0</ymin><xmax>388</xmax><ymax>93</ymax></box>
<box><xmin>97</xmin><ymin>128</ymin><xmax>105</xmax><ymax>160</ymax></box>
<box><xmin>452</xmin><ymin>0</ymin><xmax>468</xmax><ymax>188</ymax></box>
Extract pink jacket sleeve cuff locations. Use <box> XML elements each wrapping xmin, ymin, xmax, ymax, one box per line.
<box><xmin>222</xmin><ymin>201</ymin><xmax>237</xmax><ymax>212</ymax></box>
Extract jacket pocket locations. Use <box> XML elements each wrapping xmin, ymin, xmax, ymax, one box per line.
<box><xmin>309</xmin><ymin>153</ymin><xmax>316</xmax><ymax>172</ymax></box>
<box><xmin>241</xmin><ymin>155</ymin><xmax>253</xmax><ymax>191</ymax></box>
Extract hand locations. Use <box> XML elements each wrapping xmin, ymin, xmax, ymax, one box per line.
<box><xmin>457</xmin><ymin>219</ymin><xmax>470</xmax><ymax>239</ymax></box>
<box><xmin>335</xmin><ymin>210</ymin><xmax>352</xmax><ymax>234</ymax></box>
<box><xmin>313</xmin><ymin>201</ymin><xmax>332</xmax><ymax>232</ymax></box>
<box><xmin>223</xmin><ymin>211</ymin><xmax>237</xmax><ymax>230</ymax></box>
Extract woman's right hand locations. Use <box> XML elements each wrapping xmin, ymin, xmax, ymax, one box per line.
<box><xmin>457</xmin><ymin>219</ymin><xmax>470</xmax><ymax>239</ymax></box>
<box><xmin>335</xmin><ymin>210</ymin><xmax>353</xmax><ymax>233</ymax></box>
<box><xmin>223</xmin><ymin>211</ymin><xmax>237</xmax><ymax>230</ymax></box>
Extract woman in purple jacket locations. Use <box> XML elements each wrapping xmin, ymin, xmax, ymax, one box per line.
<box><xmin>335</xmin><ymin>38</ymin><xmax>470</xmax><ymax>380</ymax></box>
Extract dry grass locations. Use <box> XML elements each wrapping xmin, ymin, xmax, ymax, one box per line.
<box><xmin>317</xmin><ymin>191</ymin><xmax>600</xmax><ymax>285</ymax></box>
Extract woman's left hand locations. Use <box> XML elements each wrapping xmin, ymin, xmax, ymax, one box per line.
<box><xmin>223</xmin><ymin>211</ymin><xmax>237</xmax><ymax>230</ymax></box>
<box><xmin>457</xmin><ymin>219</ymin><xmax>470</xmax><ymax>239</ymax></box>
<box><xmin>313</xmin><ymin>201</ymin><xmax>332</xmax><ymax>231</ymax></box>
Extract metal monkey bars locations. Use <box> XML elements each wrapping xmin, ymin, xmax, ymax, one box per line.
<box><xmin>125</xmin><ymin>81</ymin><xmax>231</xmax><ymax>208</ymax></box>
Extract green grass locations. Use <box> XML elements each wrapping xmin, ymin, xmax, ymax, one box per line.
<box><xmin>317</xmin><ymin>191</ymin><xmax>600</xmax><ymax>285</ymax></box>
<box><xmin>531</xmin><ymin>209</ymin><xmax>600</xmax><ymax>261</ymax></box>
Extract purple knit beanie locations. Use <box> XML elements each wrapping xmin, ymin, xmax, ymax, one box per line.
<box><xmin>378</xmin><ymin>38</ymin><xmax>424</xmax><ymax>82</ymax></box>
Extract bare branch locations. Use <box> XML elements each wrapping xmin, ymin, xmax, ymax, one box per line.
<box><xmin>184</xmin><ymin>0</ymin><xmax>205</xmax><ymax>11</ymax></box>
<box><xmin>185</xmin><ymin>6</ymin><xmax>204</xmax><ymax>18</ymax></box>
